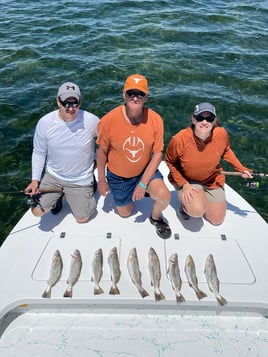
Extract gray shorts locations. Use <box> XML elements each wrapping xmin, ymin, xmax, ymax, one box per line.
<box><xmin>39</xmin><ymin>171</ymin><xmax>96</xmax><ymax>219</ymax></box>
<box><xmin>174</xmin><ymin>182</ymin><xmax>225</xmax><ymax>203</ymax></box>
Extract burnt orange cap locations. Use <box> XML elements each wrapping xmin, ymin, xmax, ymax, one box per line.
<box><xmin>123</xmin><ymin>74</ymin><xmax>149</xmax><ymax>94</ymax></box>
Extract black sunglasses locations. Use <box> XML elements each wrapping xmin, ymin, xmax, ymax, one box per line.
<box><xmin>59</xmin><ymin>99</ymin><xmax>80</xmax><ymax>108</ymax></box>
<box><xmin>195</xmin><ymin>114</ymin><xmax>215</xmax><ymax>123</ymax></box>
<box><xmin>126</xmin><ymin>90</ymin><xmax>146</xmax><ymax>99</ymax></box>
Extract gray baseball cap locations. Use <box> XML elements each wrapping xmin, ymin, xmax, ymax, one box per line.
<box><xmin>57</xmin><ymin>82</ymin><xmax>81</xmax><ymax>101</ymax></box>
<box><xmin>194</xmin><ymin>102</ymin><xmax>216</xmax><ymax>116</ymax></box>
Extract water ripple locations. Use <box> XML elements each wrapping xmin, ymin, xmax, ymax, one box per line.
<box><xmin>0</xmin><ymin>0</ymin><xmax>267</xmax><ymax>240</ymax></box>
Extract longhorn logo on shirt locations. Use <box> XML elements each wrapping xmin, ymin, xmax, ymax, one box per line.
<box><xmin>123</xmin><ymin>136</ymin><xmax>144</xmax><ymax>162</ymax></box>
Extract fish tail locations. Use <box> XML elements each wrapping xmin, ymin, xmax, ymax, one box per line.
<box><xmin>195</xmin><ymin>289</ymin><xmax>207</xmax><ymax>300</ymax></box>
<box><xmin>175</xmin><ymin>293</ymin><xmax>185</xmax><ymax>303</ymax></box>
<box><xmin>94</xmin><ymin>286</ymin><xmax>104</xmax><ymax>295</ymax></box>
<box><xmin>42</xmin><ymin>287</ymin><xmax>51</xmax><ymax>299</ymax></box>
<box><xmin>63</xmin><ymin>288</ymin><xmax>73</xmax><ymax>298</ymax></box>
<box><xmin>139</xmin><ymin>288</ymin><xmax>149</xmax><ymax>298</ymax></box>
<box><xmin>216</xmin><ymin>295</ymin><xmax>228</xmax><ymax>306</ymax></box>
<box><xmin>154</xmin><ymin>290</ymin><xmax>165</xmax><ymax>301</ymax></box>
<box><xmin>109</xmin><ymin>286</ymin><xmax>120</xmax><ymax>295</ymax></box>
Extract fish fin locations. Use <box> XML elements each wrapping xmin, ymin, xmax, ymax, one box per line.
<box><xmin>94</xmin><ymin>286</ymin><xmax>104</xmax><ymax>295</ymax></box>
<box><xmin>42</xmin><ymin>287</ymin><xmax>51</xmax><ymax>299</ymax></box>
<box><xmin>176</xmin><ymin>294</ymin><xmax>185</xmax><ymax>303</ymax></box>
<box><xmin>154</xmin><ymin>291</ymin><xmax>165</xmax><ymax>301</ymax></box>
<box><xmin>166</xmin><ymin>268</ymin><xmax>170</xmax><ymax>280</ymax></box>
<box><xmin>63</xmin><ymin>288</ymin><xmax>72</xmax><ymax>298</ymax></box>
<box><xmin>216</xmin><ymin>295</ymin><xmax>228</xmax><ymax>306</ymax></box>
<box><xmin>109</xmin><ymin>286</ymin><xmax>120</xmax><ymax>295</ymax></box>
<box><xmin>139</xmin><ymin>288</ymin><xmax>149</xmax><ymax>298</ymax></box>
<box><xmin>195</xmin><ymin>290</ymin><xmax>207</xmax><ymax>300</ymax></box>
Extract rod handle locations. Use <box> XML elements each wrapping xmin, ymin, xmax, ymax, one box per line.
<box><xmin>220</xmin><ymin>171</ymin><xmax>267</xmax><ymax>177</ymax></box>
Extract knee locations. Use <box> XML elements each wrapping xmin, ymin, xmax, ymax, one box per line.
<box><xmin>205</xmin><ymin>215</ymin><xmax>225</xmax><ymax>226</ymax></box>
<box><xmin>117</xmin><ymin>208</ymin><xmax>132</xmax><ymax>218</ymax></box>
<box><xmin>184</xmin><ymin>203</ymin><xmax>206</xmax><ymax>218</ymax></box>
<box><xmin>162</xmin><ymin>188</ymin><xmax>171</xmax><ymax>202</ymax></box>
<box><xmin>205</xmin><ymin>203</ymin><xmax>226</xmax><ymax>225</ymax></box>
<box><xmin>116</xmin><ymin>205</ymin><xmax>133</xmax><ymax>218</ymax></box>
<box><xmin>152</xmin><ymin>186</ymin><xmax>171</xmax><ymax>203</ymax></box>
<box><xmin>118</xmin><ymin>212</ymin><xmax>131</xmax><ymax>218</ymax></box>
<box><xmin>76</xmin><ymin>217</ymin><xmax>90</xmax><ymax>223</ymax></box>
<box><xmin>32</xmin><ymin>207</ymin><xmax>45</xmax><ymax>217</ymax></box>
<box><xmin>187</xmin><ymin>207</ymin><xmax>206</xmax><ymax>218</ymax></box>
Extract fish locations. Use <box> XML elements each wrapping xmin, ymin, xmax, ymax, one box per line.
<box><xmin>127</xmin><ymin>247</ymin><xmax>149</xmax><ymax>298</ymax></box>
<box><xmin>42</xmin><ymin>250</ymin><xmax>63</xmax><ymax>298</ymax></box>
<box><xmin>184</xmin><ymin>255</ymin><xmax>207</xmax><ymax>300</ymax></box>
<box><xmin>63</xmin><ymin>249</ymin><xmax>82</xmax><ymax>298</ymax></box>
<box><xmin>167</xmin><ymin>253</ymin><xmax>185</xmax><ymax>303</ymax></box>
<box><xmin>204</xmin><ymin>254</ymin><xmax>227</xmax><ymax>306</ymax></box>
<box><xmin>108</xmin><ymin>246</ymin><xmax>121</xmax><ymax>295</ymax></box>
<box><xmin>148</xmin><ymin>247</ymin><xmax>165</xmax><ymax>301</ymax></box>
<box><xmin>91</xmin><ymin>248</ymin><xmax>104</xmax><ymax>295</ymax></box>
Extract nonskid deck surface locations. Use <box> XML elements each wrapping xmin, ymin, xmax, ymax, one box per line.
<box><xmin>1</xmin><ymin>303</ymin><xmax>268</xmax><ymax>357</ymax></box>
<box><xmin>0</xmin><ymin>163</ymin><xmax>267</xmax><ymax>356</ymax></box>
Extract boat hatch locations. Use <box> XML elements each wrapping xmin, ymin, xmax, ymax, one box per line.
<box><xmin>31</xmin><ymin>233</ymin><xmax>122</xmax><ymax>282</ymax></box>
<box><xmin>165</xmin><ymin>237</ymin><xmax>255</xmax><ymax>285</ymax></box>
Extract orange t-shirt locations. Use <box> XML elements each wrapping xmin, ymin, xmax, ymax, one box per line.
<box><xmin>165</xmin><ymin>127</ymin><xmax>251</xmax><ymax>188</ymax></box>
<box><xmin>97</xmin><ymin>105</ymin><xmax>164</xmax><ymax>178</ymax></box>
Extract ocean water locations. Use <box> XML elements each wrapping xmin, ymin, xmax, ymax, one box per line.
<box><xmin>0</xmin><ymin>0</ymin><xmax>267</xmax><ymax>243</ymax></box>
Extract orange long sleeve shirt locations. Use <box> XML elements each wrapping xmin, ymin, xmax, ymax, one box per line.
<box><xmin>165</xmin><ymin>127</ymin><xmax>251</xmax><ymax>189</ymax></box>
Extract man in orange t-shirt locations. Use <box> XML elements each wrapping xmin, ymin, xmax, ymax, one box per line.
<box><xmin>97</xmin><ymin>74</ymin><xmax>171</xmax><ymax>239</ymax></box>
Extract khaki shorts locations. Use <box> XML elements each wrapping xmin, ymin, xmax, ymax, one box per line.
<box><xmin>174</xmin><ymin>183</ymin><xmax>225</xmax><ymax>203</ymax></box>
<box><xmin>39</xmin><ymin>171</ymin><xmax>96</xmax><ymax>219</ymax></box>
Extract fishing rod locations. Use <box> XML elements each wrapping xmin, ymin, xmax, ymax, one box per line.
<box><xmin>0</xmin><ymin>188</ymin><xmax>63</xmax><ymax>195</ymax></box>
<box><xmin>220</xmin><ymin>171</ymin><xmax>268</xmax><ymax>190</ymax></box>
<box><xmin>220</xmin><ymin>171</ymin><xmax>268</xmax><ymax>177</ymax></box>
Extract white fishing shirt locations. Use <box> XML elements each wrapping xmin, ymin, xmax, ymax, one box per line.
<box><xmin>32</xmin><ymin>109</ymin><xmax>99</xmax><ymax>185</ymax></box>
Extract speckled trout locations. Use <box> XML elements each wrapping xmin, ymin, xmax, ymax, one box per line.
<box><xmin>63</xmin><ymin>249</ymin><xmax>82</xmax><ymax>298</ymax></box>
<box><xmin>148</xmin><ymin>247</ymin><xmax>165</xmax><ymax>301</ymax></box>
<box><xmin>167</xmin><ymin>253</ymin><xmax>185</xmax><ymax>303</ymax></box>
<box><xmin>204</xmin><ymin>254</ymin><xmax>227</xmax><ymax>305</ymax></box>
<box><xmin>185</xmin><ymin>255</ymin><xmax>207</xmax><ymax>300</ymax></box>
<box><xmin>42</xmin><ymin>250</ymin><xmax>63</xmax><ymax>298</ymax></box>
<box><xmin>127</xmin><ymin>247</ymin><xmax>149</xmax><ymax>298</ymax></box>
<box><xmin>108</xmin><ymin>246</ymin><xmax>121</xmax><ymax>295</ymax></box>
<box><xmin>91</xmin><ymin>248</ymin><xmax>104</xmax><ymax>295</ymax></box>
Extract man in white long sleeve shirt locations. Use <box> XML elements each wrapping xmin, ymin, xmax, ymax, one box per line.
<box><xmin>25</xmin><ymin>82</ymin><xmax>100</xmax><ymax>223</ymax></box>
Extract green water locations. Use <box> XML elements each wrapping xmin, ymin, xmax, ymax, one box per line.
<box><xmin>0</xmin><ymin>0</ymin><xmax>267</xmax><ymax>243</ymax></box>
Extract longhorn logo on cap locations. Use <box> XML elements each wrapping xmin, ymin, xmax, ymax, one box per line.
<box><xmin>132</xmin><ymin>77</ymin><xmax>143</xmax><ymax>84</ymax></box>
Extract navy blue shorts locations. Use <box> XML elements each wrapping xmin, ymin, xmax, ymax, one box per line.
<box><xmin>107</xmin><ymin>168</ymin><xmax>163</xmax><ymax>206</ymax></box>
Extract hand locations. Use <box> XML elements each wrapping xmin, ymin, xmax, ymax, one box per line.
<box><xmin>180</xmin><ymin>183</ymin><xmax>199</xmax><ymax>204</ymax></box>
<box><xmin>241</xmin><ymin>170</ymin><xmax>254</xmax><ymax>179</ymax></box>
<box><xmin>97</xmin><ymin>179</ymin><xmax>109</xmax><ymax>196</ymax></box>
<box><xmin>24</xmin><ymin>180</ymin><xmax>40</xmax><ymax>195</ymax></box>
<box><xmin>132</xmin><ymin>185</ymin><xmax>146</xmax><ymax>201</ymax></box>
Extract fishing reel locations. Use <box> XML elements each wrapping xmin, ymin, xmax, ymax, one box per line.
<box><xmin>26</xmin><ymin>194</ymin><xmax>42</xmax><ymax>207</ymax></box>
<box><xmin>245</xmin><ymin>181</ymin><xmax>260</xmax><ymax>189</ymax></box>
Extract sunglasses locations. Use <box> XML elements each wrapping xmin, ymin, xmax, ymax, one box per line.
<box><xmin>195</xmin><ymin>114</ymin><xmax>215</xmax><ymax>123</ymax></box>
<box><xmin>59</xmin><ymin>99</ymin><xmax>80</xmax><ymax>108</ymax></box>
<box><xmin>126</xmin><ymin>90</ymin><xmax>146</xmax><ymax>99</ymax></box>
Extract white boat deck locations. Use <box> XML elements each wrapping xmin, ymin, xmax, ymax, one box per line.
<box><xmin>0</xmin><ymin>162</ymin><xmax>268</xmax><ymax>356</ymax></box>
